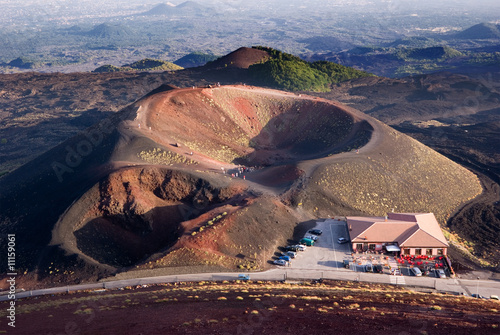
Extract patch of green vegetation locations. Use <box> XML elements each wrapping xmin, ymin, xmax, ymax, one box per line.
<box><xmin>249</xmin><ymin>46</ymin><xmax>373</xmax><ymax>91</ymax></box>
<box><xmin>396</xmin><ymin>46</ymin><xmax>462</xmax><ymax>61</ymax></box>
<box><xmin>310</xmin><ymin>61</ymin><xmax>373</xmax><ymax>84</ymax></box>
<box><xmin>125</xmin><ymin>58</ymin><xmax>183</xmax><ymax>71</ymax></box>
<box><xmin>174</xmin><ymin>52</ymin><xmax>219</xmax><ymax>68</ymax></box>
<box><xmin>348</xmin><ymin>46</ymin><xmax>386</xmax><ymax>55</ymax></box>
<box><xmin>467</xmin><ymin>52</ymin><xmax>500</xmax><ymax>66</ymax></box>
<box><xmin>93</xmin><ymin>64</ymin><xmax>124</xmax><ymax>73</ymax></box>
<box><xmin>93</xmin><ymin>58</ymin><xmax>183</xmax><ymax>73</ymax></box>
<box><xmin>388</xmin><ymin>37</ymin><xmax>439</xmax><ymax>48</ymax></box>
<box><xmin>249</xmin><ymin>58</ymin><xmax>329</xmax><ymax>91</ymax></box>
<box><xmin>395</xmin><ymin>63</ymin><xmax>444</xmax><ymax>77</ymax></box>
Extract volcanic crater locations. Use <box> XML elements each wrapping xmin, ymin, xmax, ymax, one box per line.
<box><xmin>136</xmin><ymin>86</ymin><xmax>373</xmax><ymax>167</ymax></box>
<box><xmin>0</xmin><ymin>85</ymin><xmax>482</xmax><ymax>283</ymax></box>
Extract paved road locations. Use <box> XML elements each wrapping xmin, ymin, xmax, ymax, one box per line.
<box><xmin>3</xmin><ymin>267</ymin><xmax>499</xmax><ymax>303</ymax></box>
<box><xmin>280</xmin><ymin>219</ymin><xmax>500</xmax><ymax>298</ymax></box>
<box><xmin>2</xmin><ymin>219</ymin><xmax>500</xmax><ymax>302</ymax></box>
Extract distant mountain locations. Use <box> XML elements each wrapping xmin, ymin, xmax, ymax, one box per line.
<box><xmin>387</xmin><ymin>37</ymin><xmax>440</xmax><ymax>48</ymax></box>
<box><xmin>454</xmin><ymin>23</ymin><xmax>500</xmax><ymax>40</ymax></box>
<box><xmin>7</xmin><ymin>57</ymin><xmax>36</xmax><ymax>69</ymax></box>
<box><xmin>398</xmin><ymin>46</ymin><xmax>463</xmax><ymax>60</ymax></box>
<box><xmin>176</xmin><ymin>1</ymin><xmax>205</xmax><ymax>11</ymax></box>
<box><xmin>174</xmin><ymin>52</ymin><xmax>219</xmax><ymax>68</ymax></box>
<box><xmin>86</xmin><ymin>23</ymin><xmax>132</xmax><ymax>38</ymax></box>
<box><xmin>143</xmin><ymin>3</ymin><xmax>176</xmax><ymax>15</ymax></box>
<box><xmin>204</xmin><ymin>47</ymin><xmax>270</xmax><ymax>69</ymax></box>
<box><xmin>141</xmin><ymin>1</ymin><xmax>214</xmax><ymax>16</ymax></box>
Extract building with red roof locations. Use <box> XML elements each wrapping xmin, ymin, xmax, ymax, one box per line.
<box><xmin>346</xmin><ymin>213</ymin><xmax>449</xmax><ymax>256</ymax></box>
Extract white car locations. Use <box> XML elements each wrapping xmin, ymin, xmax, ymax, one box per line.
<box><xmin>437</xmin><ymin>269</ymin><xmax>446</xmax><ymax>278</ymax></box>
<box><xmin>411</xmin><ymin>267</ymin><xmax>422</xmax><ymax>277</ymax></box>
<box><xmin>293</xmin><ymin>244</ymin><xmax>307</xmax><ymax>251</ymax></box>
<box><xmin>273</xmin><ymin>259</ymin><xmax>288</xmax><ymax>266</ymax></box>
<box><xmin>337</xmin><ymin>237</ymin><xmax>348</xmax><ymax>244</ymax></box>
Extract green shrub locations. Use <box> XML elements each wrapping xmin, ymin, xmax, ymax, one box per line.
<box><xmin>249</xmin><ymin>46</ymin><xmax>373</xmax><ymax>91</ymax></box>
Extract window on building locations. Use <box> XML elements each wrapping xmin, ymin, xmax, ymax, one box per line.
<box><xmin>437</xmin><ymin>249</ymin><xmax>444</xmax><ymax>255</ymax></box>
<box><xmin>415</xmin><ymin>248</ymin><xmax>422</xmax><ymax>255</ymax></box>
<box><xmin>404</xmin><ymin>248</ymin><xmax>410</xmax><ymax>255</ymax></box>
<box><xmin>356</xmin><ymin>244</ymin><xmax>363</xmax><ymax>251</ymax></box>
<box><xmin>426</xmin><ymin>249</ymin><xmax>433</xmax><ymax>256</ymax></box>
<box><xmin>369</xmin><ymin>244</ymin><xmax>376</xmax><ymax>250</ymax></box>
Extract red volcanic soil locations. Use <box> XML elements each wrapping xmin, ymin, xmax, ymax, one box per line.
<box><xmin>0</xmin><ymin>84</ymin><xmax>482</xmax><ymax>289</ymax></box>
<box><xmin>204</xmin><ymin>47</ymin><xmax>270</xmax><ymax>69</ymax></box>
<box><xmin>4</xmin><ymin>280</ymin><xmax>499</xmax><ymax>335</ymax></box>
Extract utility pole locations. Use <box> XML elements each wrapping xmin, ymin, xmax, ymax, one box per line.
<box><xmin>476</xmin><ymin>276</ymin><xmax>480</xmax><ymax>298</ymax></box>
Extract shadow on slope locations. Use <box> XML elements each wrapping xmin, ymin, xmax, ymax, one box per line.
<box><xmin>233</xmin><ymin>99</ymin><xmax>373</xmax><ymax>166</ymax></box>
<box><xmin>54</xmin><ymin>167</ymin><xmax>245</xmax><ymax>268</ymax></box>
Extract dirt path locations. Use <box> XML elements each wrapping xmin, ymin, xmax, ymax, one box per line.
<box><xmin>125</xmin><ymin>85</ymin><xmax>383</xmax><ymax>198</ymax></box>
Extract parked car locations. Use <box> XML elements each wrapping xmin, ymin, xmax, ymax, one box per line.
<box><xmin>299</xmin><ymin>238</ymin><xmax>315</xmax><ymax>246</ymax></box>
<box><xmin>471</xmin><ymin>294</ymin><xmax>486</xmax><ymax>299</ymax></box>
<box><xmin>365</xmin><ymin>264</ymin><xmax>374</xmax><ymax>272</ymax></box>
<box><xmin>284</xmin><ymin>245</ymin><xmax>299</xmax><ymax>252</ymax></box>
<box><xmin>279</xmin><ymin>255</ymin><xmax>291</xmax><ymax>262</ymax></box>
<box><xmin>273</xmin><ymin>259</ymin><xmax>288</xmax><ymax>266</ymax></box>
<box><xmin>373</xmin><ymin>264</ymin><xmax>383</xmax><ymax>273</ymax></box>
<box><xmin>308</xmin><ymin>229</ymin><xmax>323</xmax><ymax>235</ymax></box>
<box><xmin>437</xmin><ymin>269</ymin><xmax>446</xmax><ymax>279</ymax></box>
<box><xmin>283</xmin><ymin>251</ymin><xmax>297</xmax><ymax>258</ymax></box>
<box><xmin>342</xmin><ymin>260</ymin><xmax>350</xmax><ymax>269</ymax></box>
<box><xmin>490</xmin><ymin>295</ymin><xmax>499</xmax><ymax>301</ymax></box>
<box><xmin>410</xmin><ymin>267</ymin><xmax>422</xmax><ymax>276</ymax></box>
<box><xmin>337</xmin><ymin>237</ymin><xmax>348</xmax><ymax>244</ymax></box>
<box><xmin>238</xmin><ymin>274</ymin><xmax>250</xmax><ymax>281</ymax></box>
<box><xmin>293</xmin><ymin>244</ymin><xmax>307</xmax><ymax>251</ymax></box>
<box><xmin>305</xmin><ymin>235</ymin><xmax>318</xmax><ymax>241</ymax></box>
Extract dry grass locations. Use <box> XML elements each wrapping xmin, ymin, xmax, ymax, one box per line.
<box><xmin>311</xmin><ymin>122</ymin><xmax>482</xmax><ymax>224</ymax></box>
<box><xmin>138</xmin><ymin>148</ymin><xmax>197</xmax><ymax>166</ymax></box>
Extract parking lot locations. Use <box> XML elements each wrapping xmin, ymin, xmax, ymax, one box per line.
<box><xmin>283</xmin><ymin>218</ymin><xmax>449</xmax><ymax>278</ymax></box>
<box><xmin>268</xmin><ymin>219</ymin><xmax>500</xmax><ymax>298</ymax></box>
<box><xmin>291</xmin><ymin>218</ymin><xmax>352</xmax><ymax>271</ymax></box>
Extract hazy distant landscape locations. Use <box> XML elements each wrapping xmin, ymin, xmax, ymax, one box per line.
<box><xmin>0</xmin><ymin>0</ymin><xmax>499</xmax><ymax>75</ymax></box>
